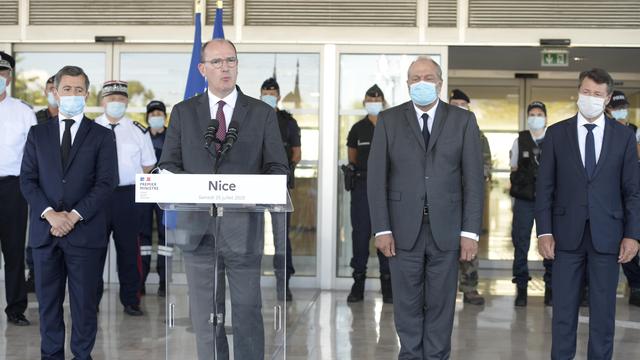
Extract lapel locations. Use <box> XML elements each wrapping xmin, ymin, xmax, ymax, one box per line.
<box><xmin>564</xmin><ymin>116</ymin><xmax>588</xmax><ymax>181</ymax></box>
<box><xmin>591</xmin><ymin>117</ymin><xmax>613</xmax><ymax>180</ymax></box>
<box><xmin>196</xmin><ymin>92</ymin><xmax>212</xmax><ymax>135</ymax></box>
<box><xmin>230</xmin><ymin>87</ymin><xmax>249</xmax><ymax>133</ymax></box>
<box><xmin>63</xmin><ymin>117</ymin><xmax>90</xmax><ymax>174</ymax></box>
<box><xmin>427</xmin><ymin>100</ymin><xmax>448</xmax><ymax>154</ymax></box>
<box><xmin>403</xmin><ymin>102</ymin><xmax>426</xmax><ymax>152</ymax></box>
<box><xmin>48</xmin><ymin>117</ymin><xmax>63</xmax><ymax>176</ymax></box>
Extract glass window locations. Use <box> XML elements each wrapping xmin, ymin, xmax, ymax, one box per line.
<box><xmin>336</xmin><ymin>53</ymin><xmax>440</xmax><ymax>278</ymax></box>
<box><xmin>238</xmin><ymin>53</ymin><xmax>320</xmax><ymax>277</ymax></box>
<box><xmin>120</xmin><ymin>52</ymin><xmax>191</xmax><ymax>123</ymax></box>
<box><xmin>13</xmin><ymin>51</ymin><xmax>106</xmax><ymax>116</ymax></box>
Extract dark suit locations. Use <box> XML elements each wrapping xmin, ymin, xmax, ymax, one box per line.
<box><xmin>20</xmin><ymin>117</ymin><xmax>117</xmax><ymax>360</ymax></box>
<box><xmin>158</xmin><ymin>87</ymin><xmax>288</xmax><ymax>360</ymax></box>
<box><xmin>536</xmin><ymin>115</ymin><xmax>640</xmax><ymax>359</ymax></box>
<box><xmin>368</xmin><ymin>100</ymin><xmax>484</xmax><ymax>359</ymax></box>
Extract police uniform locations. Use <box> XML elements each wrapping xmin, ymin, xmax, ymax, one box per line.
<box><xmin>261</xmin><ymin>77</ymin><xmax>302</xmax><ymax>301</ymax></box>
<box><xmin>0</xmin><ymin>52</ymin><xmax>35</xmax><ymax>324</ymax></box>
<box><xmin>35</xmin><ymin>107</ymin><xmax>56</xmax><ymax>124</ymax></box>
<box><xmin>346</xmin><ymin>84</ymin><xmax>391</xmax><ymax>303</ymax></box>
<box><xmin>139</xmin><ymin>100</ymin><xmax>172</xmax><ymax>296</ymax></box>
<box><xmin>509</xmin><ymin>101</ymin><xmax>554</xmax><ymax>306</ymax></box>
<box><xmin>95</xmin><ymin>81</ymin><xmax>157</xmax><ymax>313</ymax></box>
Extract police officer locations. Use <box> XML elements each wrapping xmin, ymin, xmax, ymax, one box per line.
<box><xmin>260</xmin><ymin>77</ymin><xmax>301</xmax><ymax>301</ymax></box>
<box><xmin>345</xmin><ymin>84</ymin><xmax>392</xmax><ymax>304</ymax></box>
<box><xmin>0</xmin><ymin>51</ymin><xmax>35</xmax><ymax>326</ymax></box>
<box><xmin>605</xmin><ymin>90</ymin><xmax>640</xmax><ymax>307</ymax></box>
<box><xmin>139</xmin><ymin>100</ymin><xmax>172</xmax><ymax>298</ymax></box>
<box><xmin>35</xmin><ymin>76</ymin><xmax>58</xmax><ymax>124</ymax></box>
<box><xmin>448</xmin><ymin>89</ymin><xmax>488</xmax><ymax>305</ymax></box>
<box><xmin>509</xmin><ymin>101</ymin><xmax>553</xmax><ymax>306</ymax></box>
<box><xmin>95</xmin><ymin>80</ymin><xmax>156</xmax><ymax>316</ymax></box>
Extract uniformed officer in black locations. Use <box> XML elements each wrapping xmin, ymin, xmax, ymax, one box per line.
<box><xmin>35</xmin><ymin>76</ymin><xmax>58</xmax><ymax>124</ymax></box>
<box><xmin>0</xmin><ymin>51</ymin><xmax>35</xmax><ymax>326</ymax></box>
<box><xmin>260</xmin><ymin>77</ymin><xmax>301</xmax><ymax>301</ymax></box>
<box><xmin>95</xmin><ymin>81</ymin><xmax>157</xmax><ymax>316</ymax></box>
<box><xmin>345</xmin><ymin>84</ymin><xmax>392</xmax><ymax>303</ymax></box>
<box><xmin>139</xmin><ymin>100</ymin><xmax>172</xmax><ymax>297</ymax></box>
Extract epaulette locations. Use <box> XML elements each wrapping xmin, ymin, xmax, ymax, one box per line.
<box><xmin>20</xmin><ymin>100</ymin><xmax>34</xmax><ymax>109</ymax></box>
<box><xmin>133</xmin><ymin>121</ymin><xmax>149</xmax><ymax>134</ymax></box>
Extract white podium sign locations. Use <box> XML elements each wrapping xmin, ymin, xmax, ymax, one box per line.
<box><xmin>135</xmin><ymin>174</ymin><xmax>287</xmax><ymax>204</ymax></box>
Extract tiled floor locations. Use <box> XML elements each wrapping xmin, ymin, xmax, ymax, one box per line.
<box><xmin>1</xmin><ymin>271</ymin><xmax>640</xmax><ymax>359</ymax></box>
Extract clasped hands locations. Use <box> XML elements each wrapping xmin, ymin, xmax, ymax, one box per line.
<box><xmin>44</xmin><ymin>211</ymin><xmax>81</xmax><ymax>237</ymax></box>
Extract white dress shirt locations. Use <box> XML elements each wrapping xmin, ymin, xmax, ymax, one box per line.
<box><xmin>40</xmin><ymin>113</ymin><xmax>86</xmax><ymax>220</ymax></box>
<box><xmin>207</xmin><ymin>87</ymin><xmax>238</xmax><ymax>129</ymax></box>
<box><xmin>0</xmin><ymin>96</ymin><xmax>37</xmax><ymax>176</ymax></box>
<box><xmin>376</xmin><ymin>99</ymin><xmax>479</xmax><ymax>242</ymax></box>
<box><xmin>577</xmin><ymin>112</ymin><xmax>605</xmax><ymax>166</ymax></box>
<box><xmin>95</xmin><ymin>114</ymin><xmax>157</xmax><ymax>186</ymax></box>
<box><xmin>57</xmin><ymin>112</ymin><xmax>83</xmax><ymax>145</ymax></box>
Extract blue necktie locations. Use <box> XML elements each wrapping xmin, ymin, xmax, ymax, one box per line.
<box><xmin>584</xmin><ymin>123</ymin><xmax>596</xmax><ymax>179</ymax></box>
<box><xmin>421</xmin><ymin>113</ymin><xmax>430</xmax><ymax>149</ymax></box>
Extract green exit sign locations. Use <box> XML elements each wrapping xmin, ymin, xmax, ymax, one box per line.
<box><xmin>541</xmin><ymin>50</ymin><xmax>569</xmax><ymax>67</ymax></box>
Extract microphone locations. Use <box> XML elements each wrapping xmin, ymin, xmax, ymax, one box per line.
<box><xmin>220</xmin><ymin>120</ymin><xmax>239</xmax><ymax>156</ymax></box>
<box><xmin>204</xmin><ymin>119</ymin><xmax>219</xmax><ymax>149</ymax></box>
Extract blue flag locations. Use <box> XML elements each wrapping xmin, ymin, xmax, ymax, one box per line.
<box><xmin>183</xmin><ymin>12</ymin><xmax>206</xmax><ymax>100</ymax></box>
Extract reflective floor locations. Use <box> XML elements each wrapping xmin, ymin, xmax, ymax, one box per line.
<box><xmin>1</xmin><ymin>270</ymin><xmax>640</xmax><ymax>359</ymax></box>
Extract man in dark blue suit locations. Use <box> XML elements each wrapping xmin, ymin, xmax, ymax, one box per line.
<box><xmin>20</xmin><ymin>65</ymin><xmax>117</xmax><ymax>360</ymax></box>
<box><xmin>536</xmin><ymin>68</ymin><xmax>640</xmax><ymax>360</ymax></box>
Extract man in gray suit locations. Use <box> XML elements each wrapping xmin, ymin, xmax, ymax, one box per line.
<box><xmin>367</xmin><ymin>56</ymin><xmax>484</xmax><ymax>359</ymax></box>
<box><xmin>158</xmin><ymin>39</ymin><xmax>289</xmax><ymax>359</ymax></box>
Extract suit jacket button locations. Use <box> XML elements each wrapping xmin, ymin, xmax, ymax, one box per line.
<box><xmin>62</xmin><ymin>179</ymin><xmax>67</xmax><ymax>184</ymax></box>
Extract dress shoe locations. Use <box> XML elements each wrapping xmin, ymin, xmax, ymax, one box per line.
<box><xmin>463</xmin><ymin>290</ymin><xmax>485</xmax><ymax>305</ymax></box>
<box><xmin>544</xmin><ymin>287</ymin><xmax>553</xmax><ymax>306</ymax></box>
<box><xmin>347</xmin><ymin>272</ymin><xmax>366</xmax><ymax>303</ymax></box>
<box><xmin>515</xmin><ymin>286</ymin><xmax>527</xmax><ymax>307</ymax></box>
<box><xmin>7</xmin><ymin>313</ymin><xmax>30</xmax><ymax>326</ymax></box>
<box><xmin>124</xmin><ymin>304</ymin><xmax>144</xmax><ymax>316</ymax></box>
<box><xmin>629</xmin><ymin>288</ymin><xmax>640</xmax><ymax>307</ymax></box>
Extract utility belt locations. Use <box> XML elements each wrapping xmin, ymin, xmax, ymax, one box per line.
<box><xmin>341</xmin><ymin>164</ymin><xmax>366</xmax><ymax>191</ymax></box>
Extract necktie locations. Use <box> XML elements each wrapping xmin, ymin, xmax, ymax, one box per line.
<box><xmin>215</xmin><ymin>100</ymin><xmax>227</xmax><ymax>153</ymax></box>
<box><xmin>421</xmin><ymin>113</ymin><xmax>430</xmax><ymax>149</ymax></box>
<box><xmin>110</xmin><ymin>123</ymin><xmax>120</xmax><ymax>185</ymax></box>
<box><xmin>584</xmin><ymin>123</ymin><xmax>597</xmax><ymax>179</ymax></box>
<box><xmin>61</xmin><ymin>119</ymin><xmax>75</xmax><ymax>168</ymax></box>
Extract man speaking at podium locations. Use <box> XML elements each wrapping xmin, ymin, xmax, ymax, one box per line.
<box><xmin>158</xmin><ymin>39</ymin><xmax>288</xmax><ymax>359</ymax></box>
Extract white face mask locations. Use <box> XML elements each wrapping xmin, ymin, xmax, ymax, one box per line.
<box><xmin>577</xmin><ymin>94</ymin><xmax>606</xmax><ymax>119</ymax></box>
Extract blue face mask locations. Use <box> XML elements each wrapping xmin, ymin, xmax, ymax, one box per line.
<box><xmin>527</xmin><ymin>116</ymin><xmax>546</xmax><ymax>131</ymax></box>
<box><xmin>47</xmin><ymin>92</ymin><xmax>58</xmax><ymax>108</ymax></box>
<box><xmin>365</xmin><ymin>102</ymin><xmax>383</xmax><ymax>116</ymax></box>
<box><xmin>611</xmin><ymin>109</ymin><xmax>628</xmax><ymax>121</ymax></box>
<box><xmin>0</xmin><ymin>76</ymin><xmax>6</xmax><ymax>95</ymax></box>
<box><xmin>148</xmin><ymin>116</ymin><xmax>165</xmax><ymax>129</ymax></box>
<box><xmin>106</xmin><ymin>101</ymin><xmax>127</xmax><ymax>119</ymax></box>
<box><xmin>409</xmin><ymin>81</ymin><xmax>438</xmax><ymax>106</ymax></box>
<box><xmin>261</xmin><ymin>95</ymin><xmax>278</xmax><ymax>109</ymax></box>
<box><xmin>58</xmin><ymin>96</ymin><xmax>85</xmax><ymax>117</ymax></box>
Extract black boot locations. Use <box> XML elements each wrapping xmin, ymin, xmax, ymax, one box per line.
<box><xmin>515</xmin><ymin>286</ymin><xmax>527</xmax><ymax>307</ymax></box>
<box><xmin>347</xmin><ymin>272</ymin><xmax>366</xmax><ymax>303</ymax></box>
<box><xmin>380</xmin><ymin>274</ymin><xmax>393</xmax><ymax>304</ymax></box>
<box><xmin>630</xmin><ymin>288</ymin><xmax>640</xmax><ymax>307</ymax></box>
<box><xmin>285</xmin><ymin>276</ymin><xmax>293</xmax><ymax>302</ymax></box>
<box><xmin>544</xmin><ymin>287</ymin><xmax>552</xmax><ymax>306</ymax></box>
<box><xmin>158</xmin><ymin>281</ymin><xmax>166</xmax><ymax>298</ymax></box>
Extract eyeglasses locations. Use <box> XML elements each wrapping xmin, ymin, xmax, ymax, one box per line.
<box><xmin>202</xmin><ymin>57</ymin><xmax>238</xmax><ymax>69</ymax></box>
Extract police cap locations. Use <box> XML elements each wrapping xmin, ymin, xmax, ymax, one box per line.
<box><xmin>365</xmin><ymin>84</ymin><xmax>384</xmax><ymax>99</ymax></box>
<box><xmin>102</xmin><ymin>80</ymin><xmax>128</xmax><ymax>98</ymax></box>
<box><xmin>527</xmin><ymin>100</ymin><xmax>547</xmax><ymax>116</ymax></box>
<box><xmin>449</xmin><ymin>89</ymin><xmax>470</xmax><ymax>103</ymax></box>
<box><xmin>146</xmin><ymin>100</ymin><xmax>166</xmax><ymax>115</ymax></box>
<box><xmin>0</xmin><ymin>52</ymin><xmax>15</xmax><ymax>71</ymax></box>
<box><xmin>261</xmin><ymin>77</ymin><xmax>279</xmax><ymax>91</ymax></box>
<box><xmin>608</xmin><ymin>90</ymin><xmax>629</xmax><ymax>108</ymax></box>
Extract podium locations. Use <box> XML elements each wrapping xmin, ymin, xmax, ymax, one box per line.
<box><xmin>135</xmin><ymin>174</ymin><xmax>292</xmax><ymax>359</ymax></box>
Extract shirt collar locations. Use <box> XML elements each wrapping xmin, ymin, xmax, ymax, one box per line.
<box><xmin>208</xmin><ymin>87</ymin><xmax>238</xmax><ymax>109</ymax></box>
<box><xmin>413</xmin><ymin>99</ymin><xmax>439</xmax><ymax>121</ymax></box>
<box><xmin>577</xmin><ymin>111</ymin><xmax>605</xmax><ymax>129</ymax></box>
<box><xmin>59</xmin><ymin>112</ymin><xmax>84</xmax><ymax>123</ymax></box>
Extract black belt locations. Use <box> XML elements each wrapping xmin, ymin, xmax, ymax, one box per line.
<box><xmin>0</xmin><ymin>175</ymin><xmax>18</xmax><ymax>181</ymax></box>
